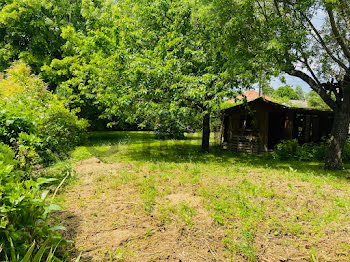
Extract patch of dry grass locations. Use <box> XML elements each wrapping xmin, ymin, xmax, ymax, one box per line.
<box><xmin>56</xmin><ymin>132</ymin><xmax>350</xmax><ymax>261</ymax></box>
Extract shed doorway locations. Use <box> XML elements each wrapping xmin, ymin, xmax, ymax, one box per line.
<box><xmin>268</xmin><ymin>112</ymin><xmax>285</xmax><ymax>149</ymax></box>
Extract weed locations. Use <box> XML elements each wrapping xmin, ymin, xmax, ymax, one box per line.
<box><xmin>138</xmin><ymin>175</ymin><xmax>158</xmax><ymax>213</ymax></box>
<box><xmin>178</xmin><ymin>202</ymin><xmax>196</xmax><ymax>226</ymax></box>
<box><xmin>238</xmin><ymin>229</ymin><xmax>256</xmax><ymax>262</ymax></box>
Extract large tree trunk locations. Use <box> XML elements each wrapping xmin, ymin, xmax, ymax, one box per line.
<box><xmin>325</xmin><ymin>110</ymin><xmax>350</xmax><ymax>169</ymax></box>
<box><xmin>201</xmin><ymin>112</ymin><xmax>210</xmax><ymax>152</ymax></box>
<box><xmin>325</xmin><ymin>73</ymin><xmax>350</xmax><ymax>170</ymax></box>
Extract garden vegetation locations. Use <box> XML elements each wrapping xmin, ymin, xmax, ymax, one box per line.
<box><xmin>0</xmin><ymin>62</ymin><xmax>87</xmax><ymax>260</ymax></box>
<box><xmin>0</xmin><ymin>0</ymin><xmax>350</xmax><ymax>260</ymax></box>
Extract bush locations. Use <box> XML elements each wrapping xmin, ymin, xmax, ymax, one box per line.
<box><xmin>0</xmin><ymin>62</ymin><xmax>88</xmax><ymax>164</ymax></box>
<box><xmin>273</xmin><ymin>139</ymin><xmax>301</xmax><ymax>160</ymax></box>
<box><xmin>0</xmin><ymin>110</ymin><xmax>35</xmax><ymax>146</ymax></box>
<box><xmin>153</xmin><ymin>108</ymin><xmax>201</xmax><ymax>140</ymax></box>
<box><xmin>154</xmin><ymin>111</ymin><xmax>186</xmax><ymax>140</ymax></box>
<box><xmin>37</xmin><ymin>101</ymin><xmax>88</xmax><ymax>161</ymax></box>
<box><xmin>0</xmin><ymin>145</ymin><xmax>62</xmax><ymax>260</ymax></box>
<box><xmin>272</xmin><ymin>139</ymin><xmax>350</xmax><ymax>162</ymax></box>
<box><xmin>0</xmin><ymin>62</ymin><xmax>86</xmax><ymax>260</ymax></box>
<box><xmin>15</xmin><ymin>132</ymin><xmax>42</xmax><ymax>169</ymax></box>
<box><xmin>342</xmin><ymin>141</ymin><xmax>350</xmax><ymax>162</ymax></box>
<box><xmin>0</xmin><ymin>143</ymin><xmax>16</xmax><ymax>166</ymax></box>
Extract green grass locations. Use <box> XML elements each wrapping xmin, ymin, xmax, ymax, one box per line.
<box><xmin>57</xmin><ymin>131</ymin><xmax>350</xmax><ymax>261</ymax></box>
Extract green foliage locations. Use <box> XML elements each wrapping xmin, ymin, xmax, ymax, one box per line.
<box><xmin>15</xmin><ymin>133</ymin><xmax>41</xmax><ymax>169</ymax></box>
<box><xmin>42</xmin><ymin>0</ymin><xmax>236</xmax><ymax>142</ymax></box>
<box><xmin>0</xmin><ymin>62</ymin><xmax>85</xmax><ymax>259</ymax></box>
<box><xmin>307</xmin><ymin>91</ymin><xmax>330</xmax><ymax>110</ymax></box>
<box><xmin>272</xmin><ymin>85</ymin><xmax>300</xmax><ymax>100</ymax></box>
<box><xmin>154</xmin><ymin>108</ymin><xmax>201</xmax><ymax>139</ymax></box>
<box><xmin>0</xmin><ymin>0</ymin><xmax>86</xmax><ymax>75</ymax></box>
<box><xmin>0</xmin><ymin>145</ymin><xmax>63</xmax><ymax>260</ymax></box>
<box><xmin>0</xmin><ymin>62</ymin><xmax>88</xmax><ymax>164</ymax></box>
<box><xmin>273</xmin><ymin>139</ymin><xmax>300</xmax><ymax>160</ymax></box>
<box><xmin>178</xmin><ymin>202</ymin><xmax>196</xmax><ymax>226</ymax></box>
<box><xmin>261</xmin><ymin>86</ymin><xmax>274</xmax><ymax>96</ymax></box>
<box><xmin>295</xmin><ymin>85</ymin><xmax>305</xmax><ymax>100</ymax></box>
<box><xmin>0</xmin><ymin>143</ymin><xmax>16</xmax><ymax>166</ymax></box>
<box><xmin>0</xmin><ymin>111</ymin><xmax>34</xmax><ymax>146</ymax></box>
<box><xmin>8</xmin><ymin>239</ymin><xmax>82</xmax><ymax>262</ymax></box>
<box><xmin>273</xmin><ymin>139</ymin><xmax>350</xmax><ymax>162</ymax></box>
<box><xmin>238</xmin><ymin>229</ymin><xmax>256</xmax><ymax>262</ymax></box>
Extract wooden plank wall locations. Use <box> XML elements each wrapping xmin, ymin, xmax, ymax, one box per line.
<box><xmin>223</xmin><ymin>135</ymin><xmax>260</xmax><ymax>154</ymax></box>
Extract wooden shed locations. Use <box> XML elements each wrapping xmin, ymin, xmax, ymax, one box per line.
<box><xmin>220</xmin><ymin>97</ymin><xmax>334</xmax><ymax>153</ymax></box>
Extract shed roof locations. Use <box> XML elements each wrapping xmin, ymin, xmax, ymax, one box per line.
<box><xmin>223</xmin><ymin>97</ymin><xmax>333</xmax><ymax>114</ymax></box>
<box><xmin>227</xmin><ymin>90</ymin><xmax>273</xmax><ymax>103</ymax></box>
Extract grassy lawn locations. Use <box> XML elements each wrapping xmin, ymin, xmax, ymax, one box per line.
<box><xmin>54</xmin><ymin>131</ymin><xmax>350</xmax><ymax>261</ymax></box>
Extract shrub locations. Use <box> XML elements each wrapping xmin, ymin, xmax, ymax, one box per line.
<box><xmin>0</xmin><ymin>145</ymin><xmax>62</xmax><ymax>260</ymax></box>
<box><xmin>273</xmin><ymin>139</ymin><xmax>301</xmax><ymax>160</ymax></box>
<box><xmin>0</xmin><ymin>110</ymin><xmax>35</xmax><ymax>146</ymax></box>
<box><xmin>0</xmin><ymin>143</ymin><xmax>16</xmax><ymax>166</ymax></box>
<box><xmin>37</xmin><ymin>101</ymin><xmax>88</xmax><ymax>161</ymax></box>
<box><xmin>153</xmin><ymin>108</ymin><xmax>201</xmax><ymax>140</ymax></box>
<box><xmin>0</xmin><ymin>62</ymin><xmax>85</xmax><ymax>259</ymax></box>
<box><xmin>0</xmin><ymin>62</ymin><xmax>88</xmax><ymax>164</ymax></box>
<box><xmin>272</xmin><ymin>139</ymin><xmax>350</xmax><ymax>162</ymax></box>
<box><xmin>299</xmin><ymin>142</ymin><xmax>327</xmax><ymax>161</ymax></box>
<box><xmin>154</xmin><ymin>111</ymin><xmax>186</xmax><ymax>140</ymax></box>
<box><xmin>15</xmin><ymin>133</ymin><xmax>42</xmax><ymax>169</ymax></box>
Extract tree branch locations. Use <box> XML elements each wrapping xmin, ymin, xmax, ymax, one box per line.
<box><xmin>326</xmin><ymin>6</ymin><xmax>350</xmax><ymax>60</ymax></box>
<box><xmin>338</xmin><ymin>0</ymin><xmax>350</xmax><ymax>31</ymax></box>
<box><xmin>299</xmin><ymin>55</ymin><xmax>322</xmax><ymax>86</ymax></box>
<box><xmin>256</xmin><ymin>0</ymin><xmax>269</xmax><ymax>22</ymax></box>
<box><xmin>303</xmin><ymin>14</ymin><xmax>348</xmax><ymax>70</ymax></box>
<box><xmin>273</xmin><ymin>0</ymin><xmax>282</xmax><ymax>17</ymax></box>
<box><xmin>285</xmin><ymin>66</ymin><xmax>337</xmax><ymax>109</ymax></box>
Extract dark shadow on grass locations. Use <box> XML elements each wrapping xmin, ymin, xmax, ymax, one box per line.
<box><xmin>54</xmin><ymin>211</ymin><xmax>89</xmax><ymax>261</ymax></box>
<box><xmin>87</xmin><ymin>131</ymin><xmax>350</xmax><ymax>180</ymax></box>
<box><xmin>87</xmin><ymin>131</ymin><xmax>201</xmax><ymax>146</ymax></box>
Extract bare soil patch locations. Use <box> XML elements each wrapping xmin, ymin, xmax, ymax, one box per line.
<box><xmin>59</xmin><ymin>158</ymin><xmax>228</xmax><ymax>261</ymax></box>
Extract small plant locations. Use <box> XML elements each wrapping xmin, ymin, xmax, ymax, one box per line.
<box><xmin>138</xmin><ymin>176</ymin><xmax>158</xmax><ymax>213</ymax></box>
<box><xmin>7</xmin><ymin>239</ymin><xmax>82</xmax><ymax>262</ymax></box>
<box><xmin>0</xmin><ymin>145</ymin><xmax>65</xmax><ymax>260</ymax></box>
<box><xmin>273</xmin><ymin>139</ymin><xmax>301</xmax><ymax>160</ymax></box>
<box><xmin>16</xmin><ymin>132</ymin><xmax>41</xmax><ymax>169</ymax></box>
<box><xmin>309</xmin><ymin>246</ymin><xmax>318</xmax><ymax>262</ymax></box>
<box><xmin>145</xmin><ymin>228</ymin><xmax>152</xmax><ymax>238</ymax></box>
<box><xmin>238</xmin><ymin>229</ymin><xmax>256</xmax><ymax>262</ymax></box>
<box><xmin>178</xmin><ymin>202</ymin><xmax>196</xmax><ymax>226</ymax></box>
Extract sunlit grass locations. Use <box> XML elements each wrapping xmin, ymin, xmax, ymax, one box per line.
<box><xmin>57</xmin><ymin>131</ymin><xmax>350</xmax><ymax>261</ymax></box>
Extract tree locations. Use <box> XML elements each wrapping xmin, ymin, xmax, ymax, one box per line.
<box><xmin>272</xmin><ymin>85</ymin><xmax>299</xmax><ymax>100</ymax></box>
<box><xmin>41</xmin><ymin>0</ymin><xmax>141</xmax><ymax>129</ymax></box>
<box><xmin>44</xmin><ymin>0</ymin><xmax>236</xmax><ymax>151</ymax></box>
<box><xmin>262</xmin><ymin>85</ymin><xmax>274</xmax><ymax>96</ymax></box>
<box><xmin>0</xmin><ymin>0</ymin><xmax>87</xmax><ymax>76</ymax></box>
<box><xmin>295</xmin><ymin>85</ymin><xmax>305</xmax><ymax>100</ymax></box>
<box><xmin>307</xmin><ymin>91</ymin><xmax>330</xmax><ymax>109</ymax></box>
<box><xmin>122</xmin><ymin>0</ymin><xmax>237</xmax><ymax>152</ymax></box>
<box><xmin>209</xmin><ymin>0</ymin><xmax>350</xmax><ymax>169</ymax></box>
